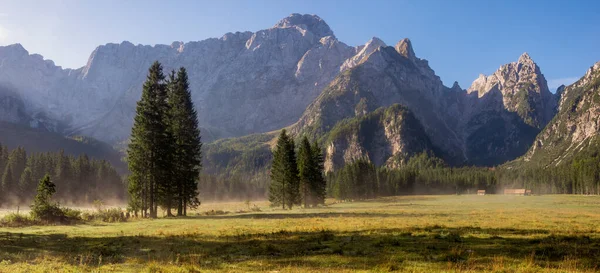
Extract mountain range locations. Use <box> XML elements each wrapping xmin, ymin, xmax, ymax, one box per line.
<box><xmin>0</xmin><ymin>13</ymin><xmax>598</xmax><ymax>175</ymax></box>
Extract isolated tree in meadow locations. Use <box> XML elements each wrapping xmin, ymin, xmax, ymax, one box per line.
<box><xmin>127</xmin><ymin>61</ymin><xmax>174</xmax><ymax>218</ymax></box>
<box><xmin>30</xmin><ymin>174</ymin><xmax>61</xmax><ymax>221</ymax></box>
<box><xmin>167</xmin><ymin>67</ymin><xmax>202</xmax><ymax>216</ymax></box>
<box><xmin>269</xmin><ymin>129</ymin><xmax>299</xmax><ymax>209</ymax></box>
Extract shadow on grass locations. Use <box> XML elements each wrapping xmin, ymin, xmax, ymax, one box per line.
<box><xmin>186</xmin><ymin>212</ymin><xmax>428</xmax><ymax>220</ymax></box>
<box><xmin>1</xmin><ymin>226</ymin><xmax>600</xmax><ymax>271</ymax></box>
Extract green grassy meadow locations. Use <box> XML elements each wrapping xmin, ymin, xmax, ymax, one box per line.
<box><xmin>1</xmin><ymin>195</ymin><xmax>600</xmax><ymax>272</ymax></box>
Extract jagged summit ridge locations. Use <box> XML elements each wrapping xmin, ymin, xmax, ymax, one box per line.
<box><xmin>0</xmin><ymin>14</ymin><xmax>355</xmax><ymax>143</ymax></box>
<box><xmin>0</xmin><ymin>13</ymin><xmax>567</xmax><ymax>169</ymax></box>
<box><xmin>273</xmin><ymin>13</ymin><xmax>334</xmax><ymax>38</ymax></box>
<box><xmin>467</xmin><ymin>53</ymin><xmax>556</xmax><ymax>128</ymax></box>
<box><xmin>468</xmin><ymin>53</ymin><xmax>545</xmax><ymax>97</ymax></box>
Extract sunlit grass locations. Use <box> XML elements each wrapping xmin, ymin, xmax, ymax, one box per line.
<box><xmin>1</xmin><ymin>195</ymin><xmax>600</xmax><ymax>272</ymax></box>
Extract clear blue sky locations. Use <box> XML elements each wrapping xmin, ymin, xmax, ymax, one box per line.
<box><xmin>1</xmin><ymin>0</ymin><xmax>598</xmax><ymax>90</ymax></box>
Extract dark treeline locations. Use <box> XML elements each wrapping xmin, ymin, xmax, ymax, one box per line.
<box><xmin>198</xmin><ymin>172</ymin><xmax>269</xmax><ymax>201</ymax></box>
<box><xmin>199</xmin><ymin>134</ymin><xmax>273</xmax><ymax>201</ymax></box>
<box><xmin>0</xmin><ymin>145</ymin><xmax>123</xmax><ymax>207</ymax></box>
<box><xmin>127</xmin><ymin>62</ymin><xmax>202</xmax><ymax>218</ymax></box>
<box><xmin>199</xmin><ymin>142</ymin><xmax>600</xmax><ymax>202</ymax></box>
<box><xmin>328</xmin><ymin>150</ymin><xmax>600</xmax><ymax>200</ymax></box>
<box><xmin>327</xmin><ymin>154</ymin><xmax>495</xmax><ymax>200</ymax></box>
<box><xmin>496</xmin><ymin>143</ymin><xmax>600</xmax><ymax>195</ymax></box>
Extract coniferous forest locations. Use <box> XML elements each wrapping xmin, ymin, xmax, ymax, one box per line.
<box><xmin>0</xmin><ymin>145</ymin><xmax>123</xmax><ymax>206</ymax></box>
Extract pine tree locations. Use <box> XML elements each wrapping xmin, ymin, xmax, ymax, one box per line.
<box><xmin>0</xmin><ymin>145</ymin><xmax>6</xmax><ymax>181</ymax></box>
<box><xmin>55</xmin><ymin>150</ymin><xmax>72</xmax><ymax>200</ymax></box>
<box><xmin>310</xmin><ymin>141</ymin><xmax>327</xmax><ymax>206</ymax></box>
<box><xmin>2</xmin><ymin>163</ymin><xmax>14</xmax><ymax>203</ymax></box>
<box><xmin>127</xmin><ymin>61</ymin><xmax>174</xmax><ymax>218</ymax></box>
<box><xmin>297</xmin><ymin>136</ymin><xmax>314</xmax><ymax>208</ymax></box>
<box><xmin>74</xmin><ymin>154</ymin><xmax>91</xmax><ymax>201</ymax></box>
<box><xmin>0</xmin><ymin>145</ymin><xmax>4</xmax><ymax>206</ymax></box>
<box><xmin>167</xmin><ymin>67</ymin><xmax>202</xmax><ymax>216</ymax></box>
<box><xmin>269</xmin><ymin>129</ymin><xmax>299</xmax><ymax>209</ymax></box>
<box><xmin>30</xmin><ymin>174</ymin><xmax>60</xmax><ymax>221</ymax></box>
<box><xmin>18</xmin><ymin>167</ymin><xmax>34</xmax><ymax>202</ymax></box>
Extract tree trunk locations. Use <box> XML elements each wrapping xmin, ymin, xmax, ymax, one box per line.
<box><xmin>177</xmin><ymin>184</ymin><xmax>183</xmax><ymax>216</ymax></box>
<box><xmin>183</xmin><ymin>199</ymin><xmax>187</xmax><ymax>216</ymax></box>
<box><xmin>304</xmin><ymin>183</ymin><xmax>308</xmax><ymax>208</ymax></box>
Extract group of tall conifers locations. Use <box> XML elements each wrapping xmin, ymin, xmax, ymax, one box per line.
<box><xmin>127</xmin><ymin>62</ymin><xmax>202</xmax><ymax>218</ymax></box>
<box><xmin>269</xmin><ymin>130</ymin><xmax>326</xmax><ymax>209</ymax></box>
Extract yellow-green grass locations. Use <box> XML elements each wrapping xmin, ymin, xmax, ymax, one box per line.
<box><xmin>1</xmin><ymin>195</ymin><xmax>600</xmax><ymax>272</ymax></box>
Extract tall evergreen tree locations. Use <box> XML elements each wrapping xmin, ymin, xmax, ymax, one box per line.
<box><xmin>0</xmin><ymin>145</ymin><xmax>6</xmax><ymax>181</ymax></box>
<box><xmin>167</xmin><ymin>67</ymin><xmax>202</xmax><ymax>216</ymax></box>
<box><xmin>297</xmin><ymin>136</ymin><xmax>314</xmax><ymax>208</ymax></box>
<box><xmin>269</xmin><ymin>129</ymin><xmax>299</xmax><ymax>209</ymax></box>
<box><xmin>2</xmin><ymin>163</ymin><xmax>15</xmax><ymax>200</ymax></box>
<box><xmin>127</xmin><ymin>61</ymin><xmax>174</xmax><ymax>218</ymax></box>
<box><xmin>74</xmin><ymin>154</ymin><xmax>91</xmax><ymax>201</ymax></box>
<box><xmin>18</xmin><ymin>167</ymin><xmax>34</xmax><ymax>202</ymax></box>
<box><xmin>30</xmin><ymin>174</ymin><xmax>59</xmax><ymax>221</ymax></box>
<box><xmin>55</xmin><ymin>150</ymin><xmax>73</xmax><ymax>199</ymax></box>
<box><xmin>310</xmin><ymin>141</ymin><xmax>327</xmax><ymax>206</ymax></box>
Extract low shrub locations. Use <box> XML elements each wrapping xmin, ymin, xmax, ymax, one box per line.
<box><xmin>31</xmin><ymin>204</ymin><xmax>66</xmax><ymax>223</ymax></box>
<box><xmin>250</xmin><ymin>205</ymin><xmax>262</xmax><ymax>212</ymax></box>
<box><xmin>61</xmin><ymin>207</ymin><xmax>82</xmax><ymax>219</ymax></box>
<box><xmin>0</xmin><ymin>213</ymin><xmax>37</xmax><ymax>227</ymax></box>
<box><xmin>81</xmin><ymin>208</ymin><xmax>126</xmax><ymax>223</ymax></box>
<box><xmin>202</xmin><ymin>210</ymin><xmax>229</xmax><ymax>216</ymax></box>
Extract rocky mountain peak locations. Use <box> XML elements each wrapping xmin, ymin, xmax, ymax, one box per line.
<box><xmin>340</xmin><ymin>37</ymin><xmax>387</xmax><ymax>71</ymax></box>
<box><xmin>451</xmin><ymin>81</ymin><xmax>462</xmax><ymax>91</ymax></box>
<box><xmin>0</xmin><ymin>43</ymin><xmax>29</xmax><ymax>57</ymax></box>
<box><xmin>518</xmin><ymin>52</ymin><xmax>532</xmax><ymax>63</ymax></box>
<box><xmin>394</xmin><ymin>38</ymin><xmax>416</xmax><ymax>60</ymax></box>
<box><xmin>273</xmin><ymin>13</ymin><xmax>334</xmax><ymax>38</ymax></box>
<box><xmin>468</xmin><ymin>53</ymin><xmax>548</xmax><ymax>97</ymax></box>
<box><xmin>467</xmin><ymin>53</ymin><xmax>556</xmax><ymax>132</ymax></box>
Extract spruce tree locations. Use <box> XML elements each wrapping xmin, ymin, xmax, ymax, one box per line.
<box><xmin>167</xmin><ymin>67</ymin><xmax>202</xmax><ymax>216</ymax></box>
<box><xmin>30</xmin><ymin>174</ymin><xmax>60</xmax><ymax>221</ymax></box>
<box><xmin>310</xmin><ymin>141</ymin><xmax>327</xmax><ymax>206</ymax></box>
<box><xmin>0</xmin><ymin>145</ymin><xmax>6</xmax><ymax>182</ymax></box>
<box><xmin>269</xmin><ymin>129</ymin><xmax>299</xmax><ymax>209</ymax></box>
<box><xmin>127</xmin><ymin>61</ymin><xmax>174</xmax><ymax>218</ymax></box>
<box><xmin>297</xmin><ymin>136</ymin><xmax>314</xmax><ymax>208</ymax></box>
<box><xmin>2</xmin><ymin>163</ymin><xmax>14</xmax><ymax>202</ymax></box>
<box><xmin>55</xmin><ymin>150</ymin><xmax>72</xmax><ymax>199</ymax></box>
<box><xmin>74</xmin><ymin>154</ymin><xmax>91</xmax><ymax>201</ymax></box>
<box><xmin>18</xmin><ymin>167</ymin><xmax>34</xmax><ymax>202</ymax></box>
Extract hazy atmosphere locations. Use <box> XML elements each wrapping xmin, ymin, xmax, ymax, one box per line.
<box><xmin>1</xmin><ymin>0</ymin><xmax>600</xmax><ymax>272</ymax></box>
